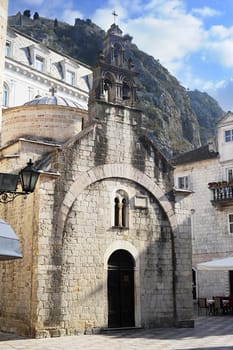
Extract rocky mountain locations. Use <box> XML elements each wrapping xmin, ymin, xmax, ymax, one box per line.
<box><xmin>188</xmin><ymin>90</ymin><xmax>224</xmax><ymax>144</ymax></box>
<box><xmin>8</xmin><ymin>11</ymin><xmax>225</xmax><ymax>157</ymax></box>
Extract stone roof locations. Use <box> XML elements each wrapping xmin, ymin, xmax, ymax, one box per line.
<box><xmin>24</xmin><ymin>95</ymin><xmax>87</xmax><ymax>110</ymax></box>
<box><xmin>172</xmin><ymin>145</ymin><xmax>219</xmax><ymax>165</ymax></box>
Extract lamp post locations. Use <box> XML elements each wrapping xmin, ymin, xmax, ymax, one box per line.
<box><xmin>0</xmin><ymin>159</ymin><xmax>40</xmax><ymax>203</ymax></box>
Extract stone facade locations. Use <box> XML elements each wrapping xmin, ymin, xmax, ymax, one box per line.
<box><xmin>3</xmin><ymin>27</ymin><xmax>91</xmax><ymax>110</ymax></box>
<box><xmin>173</xmin><ymin>114</ymin><xmax>233</xmax><ymax>300</ymax></box>
<box><xmin>0</xmin><ymin>22</ymin><xmax>193</xmax><ymax>337</ymax></box>
<box><xmin>0</xmin><ymin>0</ymin><xmax>8</xmax><ymax>121</ymax></box>
<box><xmin>2</xmin><ymin>104</ymin><xmax>85</xmax><ymax>146</ymax></box>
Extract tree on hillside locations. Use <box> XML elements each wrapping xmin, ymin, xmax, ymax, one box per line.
<box><xmin>23</xmin><ymin>9</ymin><xmax>31</xmax><ymax>18</ymax></box>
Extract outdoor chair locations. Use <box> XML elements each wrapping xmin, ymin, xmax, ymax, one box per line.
<box><xmin>213</xmin><ymin>297</ymin><xmax>222</xmax><ymax>315</ymax></box>
<box><xmin>198</xmin><ymin>297</ymin><xmax>208</xmax><ymax>316</ymax></box>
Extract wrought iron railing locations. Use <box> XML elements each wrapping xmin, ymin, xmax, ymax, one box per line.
<box><xmin>208</xmin><ymin>182</ymin><xmax>233</xmax><ymax>203</ymax></box>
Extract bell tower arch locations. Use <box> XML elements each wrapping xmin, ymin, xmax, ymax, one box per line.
<box><xmin>88</xmin><ymin>23</ymin><xmax>138</xmax><ymax>121</ymax></box>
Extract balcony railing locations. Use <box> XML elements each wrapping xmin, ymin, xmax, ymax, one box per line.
<box><xmin>208</xmin><ymin>182</ymin><xmax>233</xmax><ymax>206</ymax></box>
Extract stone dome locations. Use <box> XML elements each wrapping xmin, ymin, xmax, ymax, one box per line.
<box><xmin>2</xmin><ymin>100</ymin><xmax>87</xmax><ymax>146</ymax></box>
<box><xmin>24</xmin><ymin>95</ymin><xmax>87</xmax><ymax>110</ymax></box>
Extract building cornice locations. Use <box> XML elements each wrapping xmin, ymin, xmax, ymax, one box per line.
<box><xmin>5</xmin><ymin>57</ymin><xmax>89</xmax><ymax>101</ymax></box>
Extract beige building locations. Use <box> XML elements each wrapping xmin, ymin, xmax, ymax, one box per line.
<box><xmin>173</xmin><ymin>113</ymin><xmax>233</xmax><ymax>300</ymax></box>
<box><xmin>0</xmin><ymin>22</ymin><xmax>193</xmax><ymax>337</ymax></box>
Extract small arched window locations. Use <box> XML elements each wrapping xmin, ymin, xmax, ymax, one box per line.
<box><xmin>114</xmin><ymin>190</ymin><xmax>129</xmax><ymax>228</ymax></box>
<box><xmin>114</xmin><ymin>197</ymin><xmax>120</xmax><ymax>226</ymax></box>
<box><xmin>113</xmin><ymin>43</ymin><xmax>123</xmax><ymax>66</ymax></box>
<box><xmin>2</xmin><ymin>83</ymin><xmax>9</xmax><ymax>107</ymax></box>
<box><xmin>103</xmin><ymin>78</ymin><xmax>112</xmax><ymax>98</ymax></box>
<box><xmin>103</xmin><ymin>73</ymin><xmax>114</xmax><ymax>102</ymax></box>
<box><xmin>122</xmin><ymin>81</ymin><xmax>130</xmax><ymax>100</ymax></box>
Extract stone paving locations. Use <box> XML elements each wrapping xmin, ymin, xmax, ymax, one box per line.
<box><xmin>0</xmin><ymin>316</ymin><xmax>233</xmax><ymax>350</ymax></box>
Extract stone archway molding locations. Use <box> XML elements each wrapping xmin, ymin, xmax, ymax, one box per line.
<box><xmin>57</xmin><ymin>163</ymin><xmax>177</xmax><ymax>241</ymax></box>
<box><xmin>104</xmin><ymin>240</ymin><xmax>139</xmax><ymax>270</ymax></box>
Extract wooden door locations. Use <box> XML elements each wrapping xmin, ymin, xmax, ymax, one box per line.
<box><xmin>108</xmin><ymin>250</ymin><xmax>135</xmax><ymax>328</ymax></box>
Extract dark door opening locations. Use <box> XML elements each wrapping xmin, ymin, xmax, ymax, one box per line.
<box><xmin>229</xmin><ymin>270</ymin><xmax>233</xmax><ymax>295</ymax></box>
<box><xmin>108</xmin><ymin>249</ymin><xmax>135</xmax><ymax>328</ymax></box>
<box><xmin>192</xmin><ymin>268</ymin><xmax>197</xmax><ymax>300</ymax></box>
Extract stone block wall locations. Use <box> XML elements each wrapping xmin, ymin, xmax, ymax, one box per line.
<box><xmin>0</xmin><ymin>189</ymin><xmax>39</xmax><ymax>336</ymax></box>
<box><xmin>36</xmin><ymin>178</ymin><xmax>175</xmax><ymax>334</ymax></box>
<box><xmin>2</xmin><ymin>105</ymin><xmax>86</xmax><ymax>146</ymax></box>
<box><xmin>175</xmin><ymin>157</ymin><xmax>233</xmax><ymax>297</ymax></box>
<box><xmin>37</xmin><ymin>103</ymin><xmax>193</xmax><ymax>335</ymax></box>
<box><xmin>0</xmin><ymin>101</ymin><xmax>193</xmax><ymax>336</ymax></box>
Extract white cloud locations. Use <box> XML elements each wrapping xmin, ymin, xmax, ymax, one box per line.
<box><xmin>126</xmin><ymin>14</ymin><xmax>203</xmax><ymax>76</ymax></box>
<box><xmin>209</xmin><ymin>25</ymin><xmax>233</xmax><ymax>40</ymax></box>
<box><xmin>202</xmin><ymin>80</ymin><xmax>226</xmax><ymax>91</ymax></box>
<box><xmin>61</xmin><ymin>9</ymin><xmax>84</xmax><ymax>25</ymax></box>
<box><xmin>92</xmin><ymin>0</ymin><xmax>233</xmax><ymax>80</ymax></box>
<box><xmin>208</xmin><ymin>40</ymin><xmax>233</xmax><ymax>68</ymax></box>
<box><xmin>206</xmin><ymin>25</ymin><xmax>233</xmax><ymax>68</ymax></box>
<box><xmin>144</xmin><ymin>0</ymin><xmax>186</xmax><ymax>16</ymax></box>
<box><xmin>92</xmin><ymin>7</ymin><xmax>127</xmax><ymax>30</ymax></box>
<box><xmin>92</xmin><ymin>0</ymin><xmax>205</xmax><ymax>76</ymax></box>
<box><xmin>180</xmin><ymin>66</ymin><xmax>232</xmax><ymax>111</ymax></box>
<box><xmin>59</xmin><ymin>0</ymin><xmax>233</xmax><ymax>111</ymax></box>
<box><xmin>205</xmin><ymin>79</ymin><xmax>233</xmax><ymax>111</ymax></box>
<box><xmin>92</xmin><ymin>1</ymin><xmax>130</xmax><ymax>30</ymax></box>
<box><xmin>192</xmin><ymin>6</ymin><xmax>221</xmax><ymax>18</ymax></box>
<box><xmin>16</xmin><ymin>0</ymin><xmax>233</xmax><ymax>107</ymax></box>
<box><xmin>21</xmin><ymin>0</ymin><xmax>44</xmax><ymax>5</ymax></box>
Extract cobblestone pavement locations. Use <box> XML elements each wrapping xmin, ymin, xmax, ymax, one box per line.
<box><xmin>0</xmin><ymin>316</ymin><xmax>233</xmax><ymax>350</ymax></box>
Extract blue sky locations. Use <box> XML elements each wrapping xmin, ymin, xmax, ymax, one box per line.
<box><xmin>7</xmin><ymin>0</ymin><xmax>233</xmax><ymax>111</ymax></box>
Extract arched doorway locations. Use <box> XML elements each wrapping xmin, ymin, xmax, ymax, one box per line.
<box><xmin>108</xmin><ymin>249</ymin><xmax>135</xmax><ymax>328</ymax></box>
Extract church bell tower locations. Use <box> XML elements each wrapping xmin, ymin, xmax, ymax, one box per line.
<box><xmin>88</xmin><ymin>22</ymin><xmax>138</xmax><ymax>121</ymax></box>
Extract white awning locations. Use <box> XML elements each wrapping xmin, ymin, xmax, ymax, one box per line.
<box><xmin>0</xmin><ymin>219</ymin><xmax>22</xmax><ymax>260</ymax></box>
<box><xmin>197</xmin><ymin>257</ymin><xmax>233</xmax><ymax>271</ymax></box>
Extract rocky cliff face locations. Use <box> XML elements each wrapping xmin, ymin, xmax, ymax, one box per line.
<box><xmin>188</xmin><ymin>90</ymin><xmax>224</xmax><ymax>144</ymax></box>
<box><xmin>8</xmin><ymin>12</ymin><xmax>224</xmax><ymax>157</ymax></box>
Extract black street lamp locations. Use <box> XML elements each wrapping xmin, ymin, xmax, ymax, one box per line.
<box><xmin>19</xmin><ymin>159</ymin><xmax>40</xmax><ymax>193</ymax></box>
<box><xmin>0</xmin><ymin>159</ymin><xmax>40</xmax><ymax>203</ymax></box>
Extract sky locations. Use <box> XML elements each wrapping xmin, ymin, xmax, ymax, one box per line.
<box><xmin>7</xmin><ymin>0</ymin><xmax>233</xmax><ymax>111</ymax></box>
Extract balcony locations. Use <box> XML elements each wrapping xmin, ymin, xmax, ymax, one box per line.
<box><xmin>208</xmin><ymin>182</ymin><xmax>233</xmax><ymax>207</ymax></box>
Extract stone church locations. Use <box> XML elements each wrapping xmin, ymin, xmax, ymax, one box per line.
<box><xmin>0</xmin><ymin>19</ymin><xmax>193</xmax><ymax>337</ymax></box>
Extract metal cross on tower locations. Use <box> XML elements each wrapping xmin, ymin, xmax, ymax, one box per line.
<box><xmin>112</xmin><ymin>10</ymin><xmax>118</xmax><ymax>24</ymax></box>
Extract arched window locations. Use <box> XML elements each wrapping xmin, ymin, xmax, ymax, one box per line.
<box><xmin>113</xmin><ymin>43</ymin><xmax>123</xmax><ymax>66</ymax></box>
<box><xmin>103</xmin><ymin>73</ymin><xmax>114</xmax><ymax>102</ymax></box>
<box><xmin>114</xmin><ymin>197</ymin><xmax>119</xmax><ymax>226</ymax></box>
<box><xmin>2</xmin><ymin>83</ymin><xmax>9</xmax><ymax>107</ymax></box>
<box><xmin>114</xmin><ymin>190</ymin><xmax>129</xmax><ymax>228</ymax></box>
<box><xmin>122</xmin><ymin>81</ymin><xmax>130</xmax><ymax>100</ymax></box>
<box><xmin>103</xmin><ymin>78</ymin><xmax>112</xmax><ymax>102</ymax></box>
